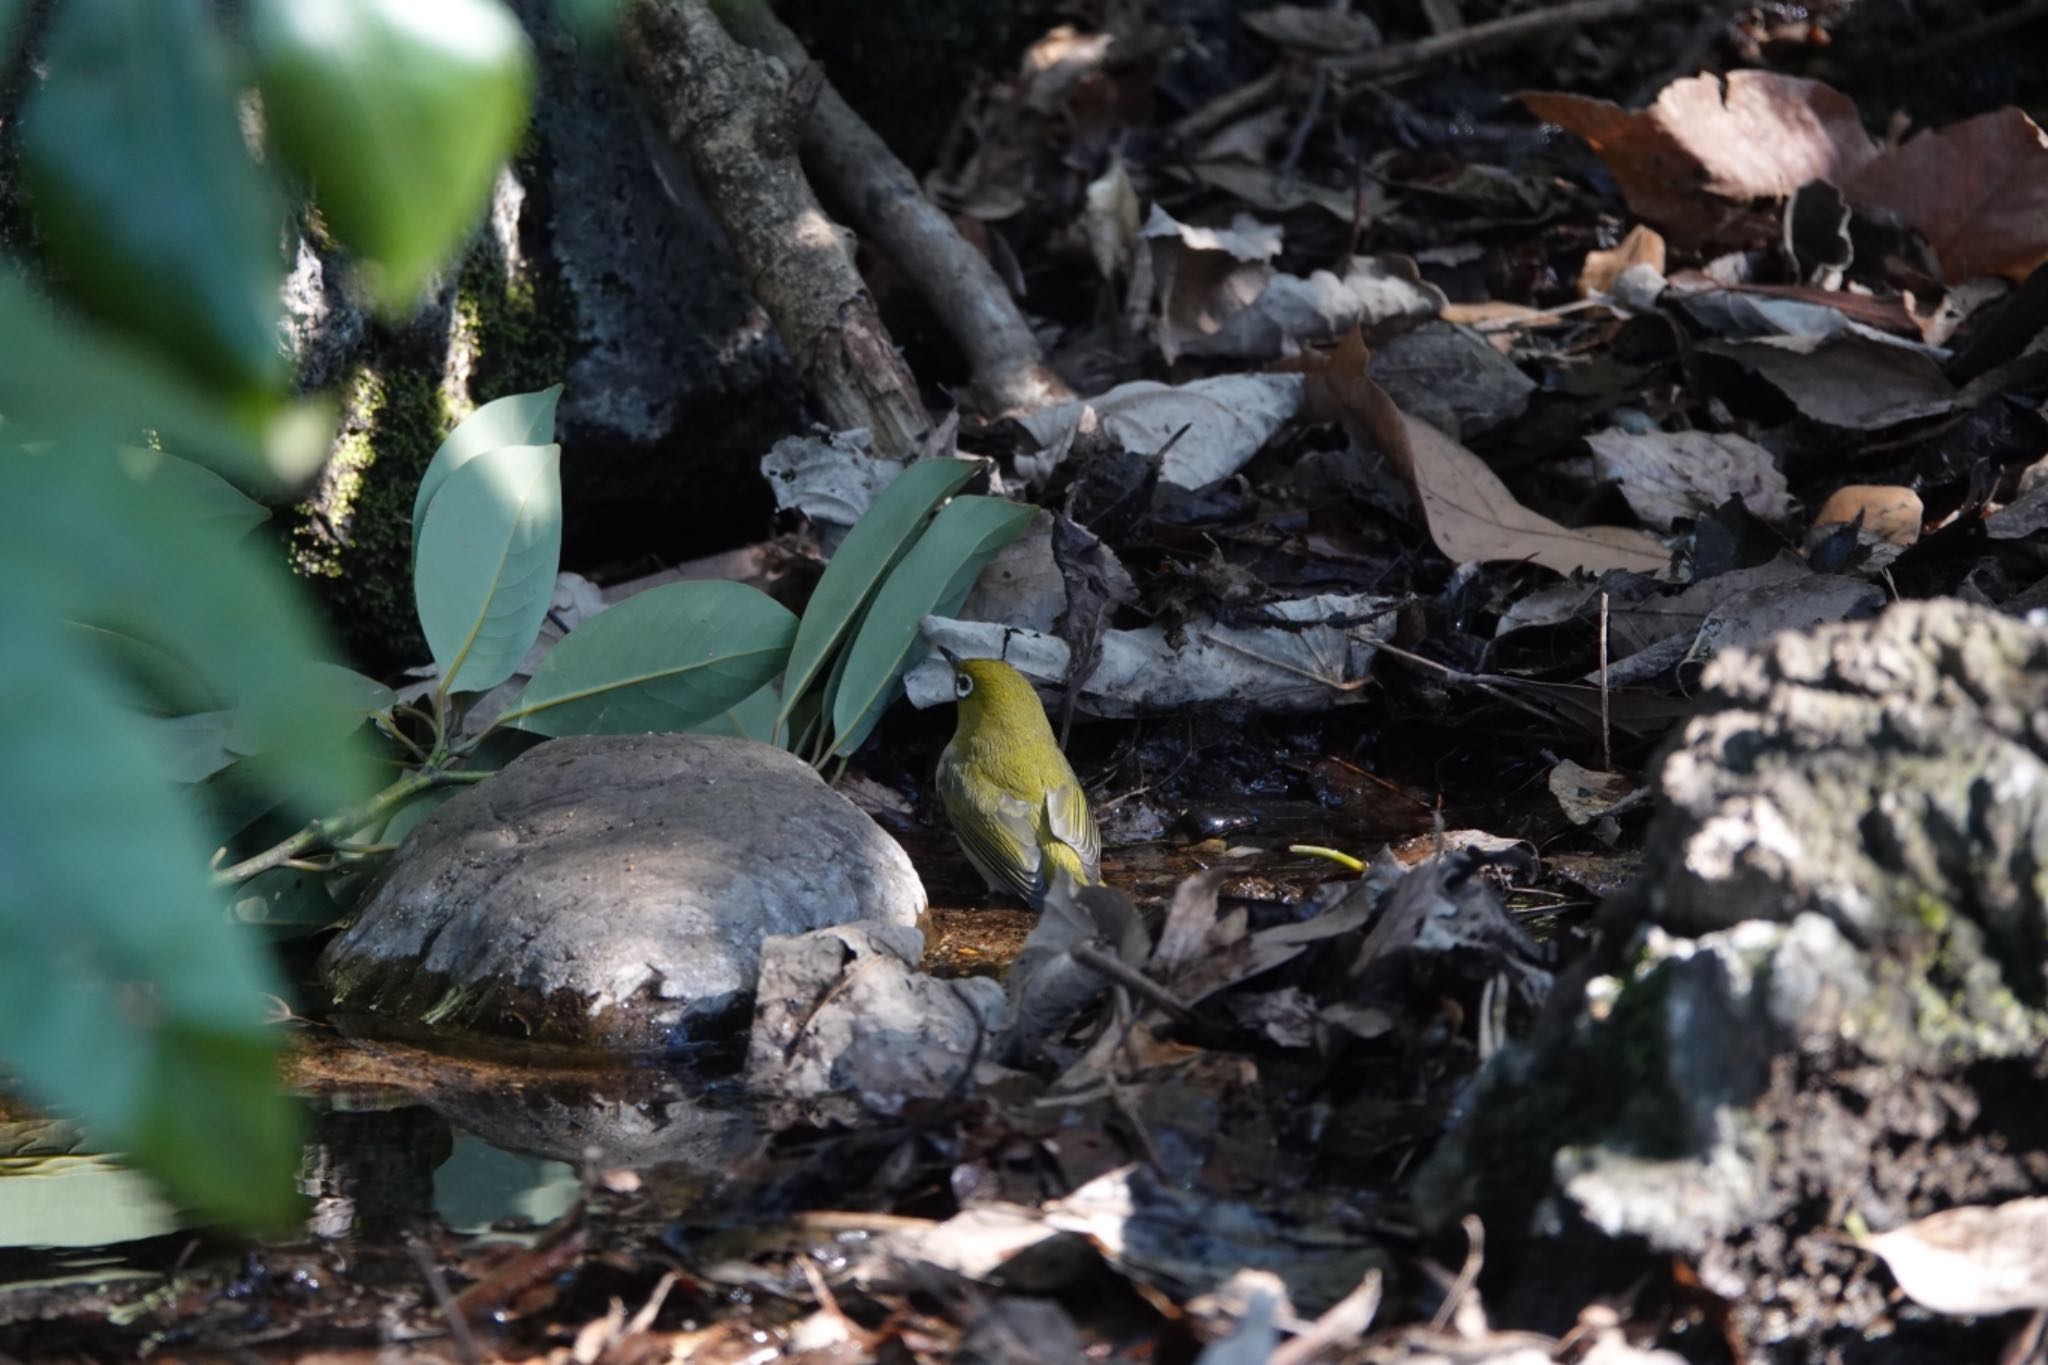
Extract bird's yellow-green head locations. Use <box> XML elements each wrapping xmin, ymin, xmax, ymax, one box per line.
<box><xmin>936</xmin><ymin>654</ymin><xmax>1101</xmax><ymax>906</ymax></box>
<box><xmin>947</xmin><ymin>656</ymin><xmax>1057</xmax><ymax>743</ymax></box>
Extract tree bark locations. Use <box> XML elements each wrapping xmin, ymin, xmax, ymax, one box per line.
<box><xmin>625</xmin><ymin>0</ymin><xmax>929</xmax><ymax>457</ymax></box>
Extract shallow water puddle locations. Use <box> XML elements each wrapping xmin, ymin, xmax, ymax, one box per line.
<box><xmin>0</xmin><ymin>786</ymin><xmax>1460</xmax><ymax>1349</ymax></box>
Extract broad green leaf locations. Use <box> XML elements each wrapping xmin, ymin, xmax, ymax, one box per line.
<box><xmin>411</xmin><ymin>385</ymin><xmax>562</xmax><ymax>566</ymax></box>
<box><xmin>777</xmin><ymin>459</ymin><xmax>981</xmax><ymax>734</ymax></box>
<box><xmin>2</xmin><ymin>447</ymin><xmax>372</xmax><ymax>815</ymax></box>
<box><xmin>0</xmin><ymin>612</ymin><xmax>301</xmax><ymax>1230</ymax></box>
<box><xmin>19</xmin><ymin>0</ymin><xmax>287</xmax><ymax>397</ymax></box>
<box><xmin>831</xmin><ymin>496</ymin><xmax>1034</xmax><ymax>757</ymax></box>
<box><xmin>72</xmin><ymin>622</ymin><xmax>220</xmax><ymax>717</ymax></box>
<box><xmin>225</xmin><ymin>663</ymin><xmax>394</xmax><ymax>758</ymax></box>
<box><xmin>691</xmin><ymin>683</ymin><xmax>783</xmax><ymax>743</ymax></box>
<box><xmin>0</xmin><ymin>270</ymin><xmax>331</xmax><ymax>489</ymax></box>
<box><xmin>117</xmin><ymin>447</ymin><xmax>269</xmax><ymax>539</ymax></box>
<box><xmin>414</xmin><ymin>442</ymin><xmax>563</xmax><ymax>696</ymax></box>
<box><xmin>138</xmin><ymin>710</ymin><xmax>242</xmax><ymax>784</ymax></box>
<box><xmin>501</xmin><ymin>581</ymin><xmax>796</xmax><ymax>736</ymax></box>
<box><xmin>251</xmin><ymin>0</ymin><xmax>535</xmax><ymax>311</ymax></box>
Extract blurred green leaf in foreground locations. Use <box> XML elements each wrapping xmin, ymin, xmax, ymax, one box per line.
<box><xmin>0</xmin><ymin>0</ymin><xmax>533</xmax><ymax>1228</ymax></box>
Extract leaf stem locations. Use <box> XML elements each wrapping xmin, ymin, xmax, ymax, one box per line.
<box><xmin>213</xmin><ymin>767</ymin><xmax>485</xmax><ymax>887</ymax></box>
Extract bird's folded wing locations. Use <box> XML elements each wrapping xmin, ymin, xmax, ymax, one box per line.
<box><xmin>1044</xmin><ymin>779</ymin><xmax>1101</xmax><ymax>882</ymax></box>
<box><xmin>939</xmin><ymin>760</ymin><xmax>1044</xmax><ymax>902</ymax></box>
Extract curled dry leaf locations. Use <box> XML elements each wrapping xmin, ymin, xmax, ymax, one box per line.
<box><xmin>1549</xmin><ymin>760</ymin><xmax>1645</xmax><ymax>826</ymax></box>
<box><xmin>1860</xmin><ymin>1198</ymin><xmax>2048</xmax><ymax>1316</ymax></box>
<box><xmin>1020</xmin><ymin>25</ymin><xmax>1116</xmax><ymax>115</ymax></box>
<box><xmin>1579</xmin><ymin>225</ymin><xmax>1666</xmax><ymax>298</ymax></box>
<box><xmin>1810</xmin><ymin>485</ymin><xmax>1923</xmax><ymax>547</ymax></box>
<box><xmin>1843</xmin><ymin>109</ymin><xmax>2048</xmax><ymax>285</ymax></box>
<box><xmin>1016</xmin><ymin>374</ymin><xmax>1305</xmax><ymax>490</ymax></box>
<box><xmin>1521</xmin><ymin>73</ymin><xmax>1878</xmax><ymax>246</ymax></box>
<box><xmin>1305</xmin><ymin>333</ymin><xmax>1669</xmax><ymax>576</ymax></box>
<box><xmin>1241</xmin><ymin>5</ymin><xmax>1382</xmax><ymax>54</ymax></box>
<box><xmin>1138</xmin><ymin>205</ymin><xmax>1440</xmax><ymax>361</ymax></box>
<box><xmin>1371</xmin><ymin>320</ymin><xmax>1534</xmax><ymax>439</ymax></box>
<box><xmin>1697</xmin><ymin>336</ymin><xmax>1956</xmax><ymax>431</ymax></box>
<box><xmin>1083</xmin><ymin>155</ymin><xmax>1141</xmax><ymax>281</ymax></box>
<box><xmin>1586</xmin><ymin>428</ymin><xmax>1792</xmax><ymax>532</ymax></box>
<box><xmin>1175</xmin><ymin>158</ymin><xmax>1374</xmax><ymax>221</ymax></box>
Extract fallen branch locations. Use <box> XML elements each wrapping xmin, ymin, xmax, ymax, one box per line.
<box><xmin>711</xmin><ymin>0</ymin><xmax>1072</xmax><ymax>416</ymax></box>
<box><xmin>625</xmin><ymin>0</ymin><xmax>929</xmax><ymax>456</ymax></box>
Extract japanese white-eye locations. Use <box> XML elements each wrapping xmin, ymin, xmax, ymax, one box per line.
<box><xmin>936</xmin><ymin>656</ymin><xmax>1101</xmax><ymax>908</ymax></box>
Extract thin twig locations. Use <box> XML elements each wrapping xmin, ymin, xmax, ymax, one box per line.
<box><xmin>1429</xmin><ymin>1214</ymin><xmax>1486</xmax><ymax>1332</ymax></box>
<box><xmin>1328</xmin><ymin>0</ymin><xmax>1698</xmax><ymax>77</ymax></box>
<box><xmin>1071</xmin><ymin>943</ymin><xmax>1201</xmax><ymax>1028</ymax></box>
<box><xmin>1598</xmin><ymin>590</ymin><xmax>1612</xmax><ymax>772</ymax></box>
<box><xmin>407</xmin><ymin>1237</ymin><xmax>482</xmax><ymax>1365</ymax></box>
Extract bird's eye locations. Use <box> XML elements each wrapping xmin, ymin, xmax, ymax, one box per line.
<box><xmin>954</xmin><ymin>672</ymin><xmax>974</xmax><ymax>699</ymax></box>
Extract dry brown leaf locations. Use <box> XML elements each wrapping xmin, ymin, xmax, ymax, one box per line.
<box><xmin>1019</xmin><ymin>25</ymin><xmax>1116</xmax><ymax>114</ymax></box>
<box><xmin>1304</xmin><ymin>333</ymin><xmax>1669</xmax><ymax>576</ymax></box>
<box><xmin>1586</xmin><ymin>428</ymin><xmax>1791</xmax><ymax>531</ymax></box>
<box><xmin>1548</xmin><ymin>760</ymin><xmax>1643</xmax><ymax>826</ymax></box>
<box><xmin>1083</xmin><ymin>155</ymin><xmax>1141</xmax><ymax>280</ymax></box>
<box><xmin>1843</xmin><ymin>108</ymin><xmax>2048</xmax><ymax>284</ymax></box>
<box><xmin>1697</xmin><ymin>336</ymin><xmax>1955</xmax><ymax>430</ymax></box>
<box><xmin>1521</xmin><ymin>72</ymin><xmax>1878</xmax><ymax>246</ymax></box>
<box><xmin>1578</xmin><ymin>225</ymin><xmax>1667</xmax><ymax>297</ymax></box>
<box><xmin>1810</xmin><ymin>485</ymin><xmax>1923</xmax><ymax>546</ymax></box>
<box><xmin>1242</xmin><ymin>5</ymin><xmax>1382</xmax><ymax>53</ymax></box>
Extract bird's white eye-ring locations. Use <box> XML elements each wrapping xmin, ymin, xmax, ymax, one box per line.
<box><xmin>954</xmin><ymin>672</ymin><xmax>974</xmax><ymax>699</ymax></box>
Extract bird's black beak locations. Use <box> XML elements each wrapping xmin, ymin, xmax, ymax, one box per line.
<box><xmin>937</xmin><ymin>646</ymin><xmax>962</xmax><ymax>667</ymax></box>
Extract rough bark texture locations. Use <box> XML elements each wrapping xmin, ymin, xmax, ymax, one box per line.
<box><xmin>283</xmin><ymin>0</ymin><xmax>805</xmax><ymax>669</ymax></box>
<box><xmin>715</xmin><ymin>0</ymin><xmax>1070</xmax><ymax>415</ymax></box>
<box><xmin>624</xmin><ymin>0</ymin><xmax>929</xmax><ymax>458</ymax></box>
<box><xmin>1416</xmin><ymin>601</ymin><xmax>2048</xmax><ymax>1356</ymax></box>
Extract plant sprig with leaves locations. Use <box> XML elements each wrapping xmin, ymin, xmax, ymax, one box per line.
<box><xmin>218</xmin><ymin>386</ymin><xmax>1034</xmax><ymax>892</ymax></box>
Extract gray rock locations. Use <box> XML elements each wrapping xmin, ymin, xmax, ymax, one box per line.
<box><xmin>1417</xmin><ymin>600</ymin><xmax>2048</xmax><ymax>1344</ymax></box>
<box><xmin>320</xmin><ymin>735</ymin><xmax>927</xmax><ymax>1052</ymax></box>
<box><xmin>744</xmin><ymin>923</ymin><xmax>1008</xmax><ymax>1113</ymax></box>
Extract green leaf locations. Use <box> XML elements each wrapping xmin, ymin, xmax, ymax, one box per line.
<box><xmin>2</xmin><ymin>447</ymin><xmax>373</xmax><ymax>816</ymax></box>
<box><xmin>830</xmin><ymin>496</ymin><xmax>1034</xmax><ymax>757</ymax></box>
<box><xmin>251</xmin><ymin>0</ymin><xmax>535</xmax><ymax>312</ymax></box>
<box><xmin>19</xmin><ymin>0</ymin><xmax>287</xmax><ymax>397</ymax></box>
<box><xmin>226</xmin><ymin>663</ymin><xmax>395</xmax><ymax>758</ymax></box>
<box><xmin>117</xmin><ymin>447</ymin><xmax>269</xmax><ymax>539</ymax></box>
<box><xmin>72</xmin><ymin>622</ymin><xmax>220</xmax><ymax>717</ymax></box>
<box><xmin>138</xmin><ymin>710</ymin><xmax>242</xmax><ymax>784</ymax></box>
<box><xmin>502</xmin><ymin>581</ymin><xmax>796</xmax><ymax>736</ymax></box>
<box><xmin>0</xmin><ymin>269</ymin><xmax>332</xmax><ymax>490</ymax></box>
<box><xmin>414</xmin><ymin>442</ymin><xmax>563</xmax><ymax>696</ymax></box>
<box><xmin>777</xmin><ymin>459</ymin><xmax>981</xmax><ymax>735</ymax></box>
<box><xmin>411</xmin><ymin>385</ymin><xmax>562</xmax><ymax>567</ymax></box>
<box><xmin>0</xmin><ymin>612</ymin><xmax>302</xmax><ymax>1230</ymax></box>
<box><xmin>691</xmin><ymin>683</ymin><xmax>783</xmax><ymax>743</ymax></box>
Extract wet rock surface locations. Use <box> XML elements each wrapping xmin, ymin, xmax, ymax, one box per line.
<box><xmin>320</xmin><ymin>735</ymin><xmax>927</xmax><ymax>1053</ymax></box>
<box><xmin>1418</xmin><ymin>601</ymin><xmax>2048</xmax><ymax>1351</ymax></box>
<box><xmin>745</xmin><ymin>923</ymin><xmax>1008</xmax><ymax>1113</ymax></box>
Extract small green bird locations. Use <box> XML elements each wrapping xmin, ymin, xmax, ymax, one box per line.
<box><xmin>936</xmin><ymin>656</ymin><xmax>1101</xmax><ymax>909</ymax></box>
